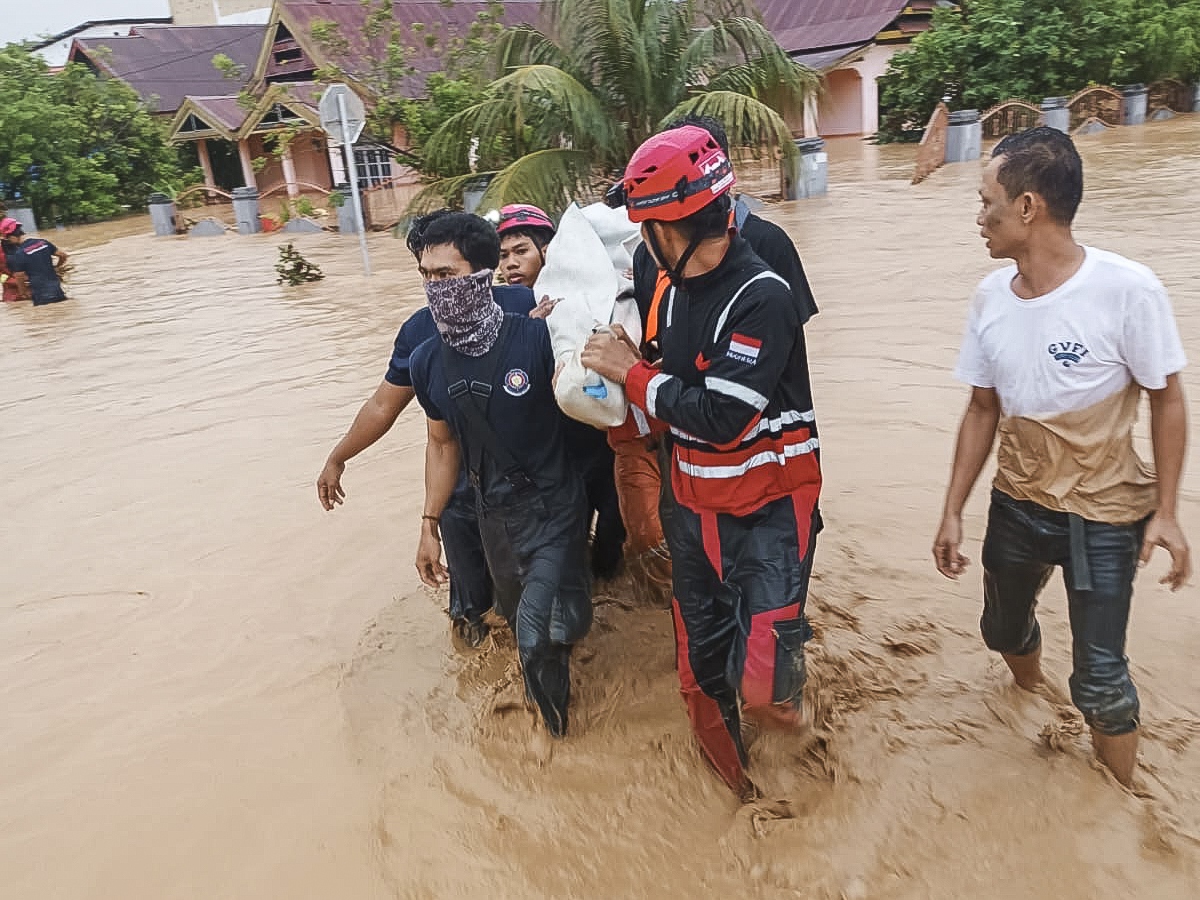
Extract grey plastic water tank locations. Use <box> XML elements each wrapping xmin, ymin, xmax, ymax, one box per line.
<box><xmin>6</xmin><ymin>204</ymin><xmax>36</xmax><ymax>235</ymax></box>
<box><xmin>148</xmin><ymin>192</ymin><xmax>178</xmax><ymax>236</ymax></box>
<box><xmin>232</xmin><ymin>186</ymin><xmax>262</xmax><ymax>235</ymax></box>
<box><xmin>1121</xmin><ymin>84</ymin><xmax>1148</xmax><ymax>126</ymax></box>
<box><xmin>333</xmin><ymin>184</ymin><xmax>358</xmax><ymax>234</ymax></box>
<box><xmin>944</xmin><ymin>109</ymin><xmax>982</xmax><ymax>164</ymax></box>
<box><xmin>781</xmin><ymin>137</ymin><xmax>828</xmax><ymax>200</ymax></box>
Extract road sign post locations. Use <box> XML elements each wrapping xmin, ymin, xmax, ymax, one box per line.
<box><xmin>319</xmin><ymin>84</ymin><xmax>371</xmax><ymax>276</ymax></box>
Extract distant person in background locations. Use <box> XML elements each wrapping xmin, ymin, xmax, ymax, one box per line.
<box><xmin>2</xmin><ymin>219</ymin><xmax>68</xmax><ymax>306</ymax></box>
<box><xmin>0</xmin><ymin>221</ymin><xmax>27</xmax><ymax>302</ymax></box>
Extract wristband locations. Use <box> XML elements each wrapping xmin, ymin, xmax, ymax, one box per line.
<box><xmin>422</xmin><ymin>514</ymin><xmax>439</xmax><ymax>523</ymax></box>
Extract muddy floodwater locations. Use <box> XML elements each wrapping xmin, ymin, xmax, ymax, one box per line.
<box><xmin>3</xmin><ymin>118</ymin><xmax>1200</xmax><ymax>899</ymax></box>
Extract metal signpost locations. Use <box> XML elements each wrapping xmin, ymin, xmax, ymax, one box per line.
<box><xmin>319</xmin><ymin>84</ymin><xmax>371</xmax><ymax>276</ymax></box>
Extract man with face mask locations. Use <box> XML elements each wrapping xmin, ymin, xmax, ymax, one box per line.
<box><xmin>410</xmin><ymin>215</ymin><xmax>592</xmax><ymax>739</ymax></box>
<box><xmin>316</xmin><ymin>210</ymin><xmax>536</xmax><ymax>649</ymax></box>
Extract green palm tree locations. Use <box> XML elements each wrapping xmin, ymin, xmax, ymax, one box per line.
<box><xmin>414</xmin><ymin>0</ymin><xmax>818</xmax><ymax>214</ymax></box>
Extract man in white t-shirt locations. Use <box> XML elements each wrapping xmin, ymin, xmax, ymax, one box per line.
<box><xmin>932</xmin><ymin>126</ymin><xmax>1191</xmax><ymax>787</ymax></box>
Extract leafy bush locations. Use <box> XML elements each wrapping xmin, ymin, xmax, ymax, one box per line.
<box><xmin>0</xmin><ymin>45</ymin><xmax>183</xmax><ymax>222</ymax></box>
<box><xmin>275</xmin><ymin>243</ymin><xmax>324</xmax><ymax>285</ymax></box>
<box><xmin>878</xmin><ymin>0</ymin><xmax>1200</xmax><ymax>143</ymax></box>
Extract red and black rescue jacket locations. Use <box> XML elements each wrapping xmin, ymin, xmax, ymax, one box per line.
<box><xmin>624</xmin><ymin>237</ymin><xmax>821</xmax><ymax>517</ymax></box>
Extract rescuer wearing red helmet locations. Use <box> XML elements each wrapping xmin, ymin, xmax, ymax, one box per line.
<box><xmin>582</xmin><ymin>125</ymin><xmax>823</xmax><ymax>796</ymax></box>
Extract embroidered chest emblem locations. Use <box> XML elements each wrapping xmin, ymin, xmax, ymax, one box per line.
<box><xmin>1048</xmin><ymin>341</ymin><xmax>1089</xmax><ymax>368</ymax></box>
<box><xmin>503</xmin><ymin>368</ymin><xmax>531</xmax><ymax>396</ymax></box>
<box><xmin>727</xmin><ymin>333</ymin><xmax>761</xmax><ymax>365</ymax></box>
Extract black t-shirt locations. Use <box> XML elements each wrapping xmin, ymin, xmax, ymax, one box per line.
<box><xmin>738</xmin><ymin>213</ymin><xmax>818</xmax><ymax>324</ymax></box>
<box><xmin>385</xmin><ymin>284</ymin><xmax>535</xmax><ymax>387</ymax></box>
<box><xmin>410</xmin><ymin>314</ymin><xmax>575</xmax><ymax>506</ymax></box>
<box><xmin>12</xmin><ymin>238</ymin><xmax>66</xmax><ymax>304</ymax></box>
<box><xmin>632</xmin><ymin>208</ymin><xmax>818</xmax><ymax>328</ymax></box>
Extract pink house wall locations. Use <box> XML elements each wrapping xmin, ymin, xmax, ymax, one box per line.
<box><xmin>290</xmin><ymin>137</ymin><xmax>333</xmax><ymax>190</ymax></box>
<box><xmin>772</xmin><ymin>44</ymin><xmax>906</xmax><ymax>138</ymax></box>
<box><xmin>813</xmin><ymin>43</ymin><xmax>904</xmax><ymax>137</ymax></box>
<box><xmin>249</xmin><ymin>132</ymin><xmax>333</xmax><ymax>194</ymax></box>
<box><xmin>819</xmin><ymin>69</ymin><xmax>864</xmax><ymax>136</ymax></box>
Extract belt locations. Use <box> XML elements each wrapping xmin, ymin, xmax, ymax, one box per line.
<box><xmin>1068</xmin><ymin>512</ymin><xmax>1093</xmax><ymax>592</ymax></box>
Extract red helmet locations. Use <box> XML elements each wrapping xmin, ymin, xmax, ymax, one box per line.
<box><xmin>622</xmin><ymin>125</ymin><xmax>736</xmax><ymax>223</ymax></box>
<box><xmin>496</xmin><ymin>204</ymin><xmax>555</xmax><ymax>236</ymax></box>
<box><xmin>0</xmin><ymin>217</ymin><xmax>20</xmax><ymax>236</ymax></box>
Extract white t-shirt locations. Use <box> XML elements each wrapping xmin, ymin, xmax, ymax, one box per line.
<box><xmin>955</xmin><ymin>246</ymin><xmax>1186</xmax><ymax>522</ymax></box>
<box><xmin>956</xmin><ymin>246</ymin><xmax>1186</xmax><ymax>414</ymax></box>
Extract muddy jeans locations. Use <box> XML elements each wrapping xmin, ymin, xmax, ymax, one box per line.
<box><xmin>981</xmin><ymin>489</ymin><xmax>1146</xmax><ymax>736</ymax></box>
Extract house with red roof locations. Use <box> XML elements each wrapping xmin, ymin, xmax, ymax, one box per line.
<box><xmin>65</xmin><ymin>1</ymin><xmax>943</xmax><ymax>203</ymax></box>
<box><xmin>756</xmin><ymin>0</ymin><xmax>943</xmax><ymax>137</ymax></box>
<box><xmin>89</xmin><ymin>1</ymin><xmax>540</xmax><ymax>202</ymax></box>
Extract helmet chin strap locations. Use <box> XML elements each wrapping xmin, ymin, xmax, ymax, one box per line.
<box><xmin>646</xmin><ymin>222</ymin><xmax>704</xmax><ymax>287</ymax></box>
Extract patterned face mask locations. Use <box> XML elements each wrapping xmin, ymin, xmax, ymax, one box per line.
<box><xmin>424</xmin><ymin>268</ymin><xmax>503</xmax><ymax>356</ymax></box>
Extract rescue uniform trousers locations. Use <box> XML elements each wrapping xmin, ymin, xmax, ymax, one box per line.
<box><xmin>664</xmin><ymin>488</ymin><xmax>820</xmax><ymax>792</ymax></box>
<box><xmin>479</xmin><ymin>477</ymin><xmax>593</xmax><ymax>736</ymax></box>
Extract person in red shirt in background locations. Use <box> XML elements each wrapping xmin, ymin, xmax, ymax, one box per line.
<box><xmin>0</xmin><ymin>218</ymin><xmax>30</xmax><ymax>302</ymax></box>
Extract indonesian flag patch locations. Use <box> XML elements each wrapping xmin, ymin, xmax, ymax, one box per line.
<box><xmin>727</xmin><ymin>333</ymin><xmax>762</xmax><ymax>365</ymax></box>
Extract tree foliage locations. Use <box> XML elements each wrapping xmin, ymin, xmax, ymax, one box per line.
<box><xmin>308</xmin><ymin>0</ymin><xmax>501</xmax><ymax>145</ymax></box>
<box><xmin>414</xmin><ymin>0</ymin><xmax>818</xmax><ymax>214</ymax></box>
<box><xmin>879</xmin><ymin>0</ymin><xmax>1200</xmax><ymax>142</ymax></box>
<box><xmin>0</xmin><ymin>45</ymin><xmax>182</xmax><ymax>223</ymax></box>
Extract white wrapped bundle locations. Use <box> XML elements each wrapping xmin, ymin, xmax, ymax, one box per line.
<box><xmin>534</xmin><ymin>203</ymin><xmax>636</xmax><ymax>429</ymax></box>
<box><xmin>580</xmin><ymin>202</ymin><xmax>643</xmax><ymax>347</ymax></box>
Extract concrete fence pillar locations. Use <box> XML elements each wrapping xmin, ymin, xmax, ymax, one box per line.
<box><xmin>148</xmin><ymin>192</ymin><xmax>177</xmax><ymax>237</ymax></box>
<box><xmin>1121</xmin><ymin>84</ymin><xmax>1148</xmax><ymax>126</ymax></box>
<box><xmin>781</xmin><ymin>137</ymin><xmax>828</xmax><ymax>200</ymax></box>
<box><xmin>1040</xmin><ymin>96</ymin><xmax>1070</xmax><ymax>133</ymax></box>
<box><xmin>6</xmin><ymin>204</ymin><xmax>37</xmax><ymax>235</ymax></box>
<box><xmin>944</xmin><ymin>109</ymin><xmax>982</xmax><ymax>164</ymax></box>
<box><xmin>231</xmin><ymin>186</ymin><xmax>262</xmax><ymax>235</ymax></box>
<box><xmin>1192</xmin><ymin>82</ymin><xmax>1200</xmax><ymax>113</ymax></box>
<box><xmin>462</xmin><ymin>177</ymin><xmax>492</xmax><ymax>215</ymax></box>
